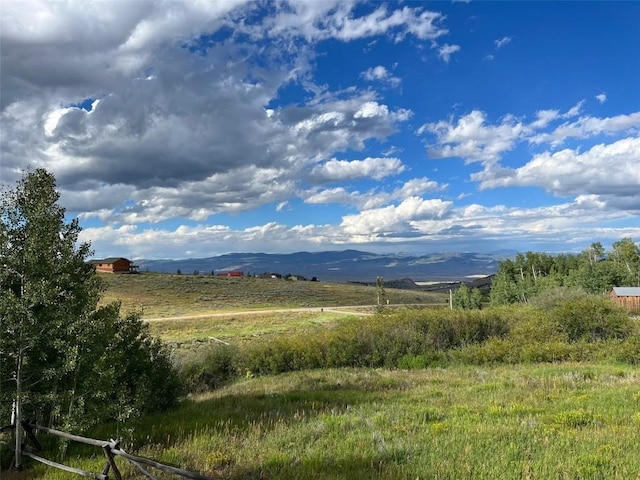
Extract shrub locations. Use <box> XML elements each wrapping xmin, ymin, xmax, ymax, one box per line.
<box><xmin>550</xmin><ymin>296</ymin><xmax>633</xmax><ymax>342</ymax></box>
<box><xmin>181</xmin><ymin>309</ymin><xmax>514</xmax><ymax>391</ymax></box>
<box><xmin>176</xmin><ymin>302</ymin><xmax>638</xmax><ymax>395</ymax></box>
<box><xmin>508</xmin><ymin>306</ymin><xmax>567</xmax><ymax>344</ymax></box>
<box><xmin>613</xmin><ymin>333</ymin><xmax>640</xmax><ymax>364</ymax></box>
<box><xmin>180</xmin><ymin>345</ymin><xmax>238</xmax><ymax>392</ymax></box>
<box><xmin>412</xmin><ymin>308</ymin><xmax>511</xmax><ymax>350</ymax></box>
<box><xmin>451</xmin><ymin>338</ymin><xmax>515</xmax><ymax>365</ymax></box>
<box><xmin>397</xmin><ymin>352</ymin><xmax>448</xmax><ymax>369</ymax></box>
<box><xmin>518</xmin><ymin>341</ymin><xmax>577</xmax><ymax>363</ymax></box>
<box><xmin>528</xmin><ymin>286</ymin><xmax>589</xmax><ymax>310</ymax></box>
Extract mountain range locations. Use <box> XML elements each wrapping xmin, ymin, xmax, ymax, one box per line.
<box><xmin>135</xmin><ymin>250</ymin><xmax>514</xmax><ymax>283</ymax></box>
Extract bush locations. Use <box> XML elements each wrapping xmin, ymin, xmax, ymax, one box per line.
<box><xmin>518</xmin><ymin>341</ymin><xmax>578</xmax><ymax>363</ymax></box>
<box><xmin>508</xmin><ymin>306</ymin><xmax>567</xmax><ymax>344</ymax></box>
<box><xmin>176</xmin><ymin>302</ymin><xmax>638</xmax><ymax>394</ymax></box>
<box><xmin>180</xmin><ymin>345</ymin><xmax>238</xmax><ymax>392</ymax></box>
<box><xmin>412</xmin><ymin>308</ymin><xmax>511</xmax><ymax>350</ymax></box>
<box><xmin>529</xmin><ymin>286</ymin><xmax>589</xmax><ymax>310</ymax></box>
<box><xmin>397</xmin><ymin>352</ymin><xmax>448</xmax><ymax>369</ymax></box>
<box><xmin>451</xmin><ymin>338</ymin><xmax>515</xmax><ymax>364</ymax></box>
<box><xmin>614</xmin><ymin>334</ymin><xmax>640</xmax><ymax>364</ymax></box>
<box><xmin>179</xmin><ymin>309</ymin><xmax>514</xmax><ymax>392</ymax></box>
<box><xmin>91</xmin><ymin>309</ymin><xmax>183</xmax><ymax>421</ymax></box>
<box><xmin>550</xmin><ymin>296</ymin><xmax>633</xmax><ymax>342</ymax></box>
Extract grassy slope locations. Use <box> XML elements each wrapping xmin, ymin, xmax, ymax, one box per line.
<box><xmin>100</xmin><ymin>272</ymin><xmax>448</xmax><ymax>346</ymax></box>
<box><xmin>98</xmin><ymin>272</ymin><xmax>448</xmax><ymax>319</ymax></box>
<box><xmin>16</xmin><ymin>365</ymin><xmax>640</xmax><ymax>479</ymax></box>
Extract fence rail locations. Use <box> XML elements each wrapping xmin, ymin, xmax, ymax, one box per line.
<box><xmin>2</xmin><ymin>421</ymin><xmax>214</xmax><ymax>480</ymax></box>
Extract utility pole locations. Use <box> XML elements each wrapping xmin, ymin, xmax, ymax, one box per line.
<box><xmin>376</xmin><ymin>276</ymin><xmax>386</xmax><ymax>311</ymax></box>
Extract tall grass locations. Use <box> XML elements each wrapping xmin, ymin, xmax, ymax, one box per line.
<box><xmin>13</xmin><ymin>365</ymin><xmax>640</xmax><ymax>479</ymax></box>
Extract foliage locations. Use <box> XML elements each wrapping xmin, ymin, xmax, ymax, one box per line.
<box><xmin>178</xmin><ymin>308</ymin><xmax>514</xmax><ymax>389</ymax></box>
<box><xmin>490</xmin><ymin>240</ymin><xmax>640</xmax><ymax>305</ymax></box>
<box><xmin>452</xmin><ymin>283</ymin><xmax>482</xmax><ymax>310</ymax></box>
<box><xmin>10</xmin><ymin>265</ymin><xmax>640</xmax><ymax>478</ymax></box>
<box><xmin>527</xmin><ymin>286</ymin><xmax>589</xmax><ymax>310</ymax></box>
<box><xmin>0</xmin><ymin>169</ymin><xmax>180</xmax><ymax>439</ymax></box>
<box><xmin>551</xmin><ymin>296</ymin><xmax>632</xmax><ymax>342</ymax></box>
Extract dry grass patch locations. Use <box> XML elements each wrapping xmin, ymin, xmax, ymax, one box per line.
<box><xmin>148</xmin><ymin>310</ymin><xmax>352</xmax><ymax>344</ymax></box>
<box><xmin>98</xmin><ymin>273</ymin><xmax>447</xmax><ymax>318</ymax></box>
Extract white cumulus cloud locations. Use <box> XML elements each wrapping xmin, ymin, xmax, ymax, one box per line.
<box><xmin>360</xmin><ymin>65</ymin><xmax>401</xmax><ymax>87</ymax></box>
<box><xmin>309</xmin><ymin>157</ymin><xmax>405</xmax><ymax>182</ymax></box>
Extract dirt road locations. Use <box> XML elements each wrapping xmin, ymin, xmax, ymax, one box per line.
<box><xmin>144</xmin><ymin>306</ymin><xmax>375</xmax><ymax>322</ymax></box>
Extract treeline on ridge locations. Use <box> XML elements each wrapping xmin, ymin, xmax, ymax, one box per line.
<box><xmin>455</xmin><ymin>239</ymin><xmax>639</xmax><ymax>308</ymax></box>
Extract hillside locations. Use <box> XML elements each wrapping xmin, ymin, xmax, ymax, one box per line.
<box><xmin>99</xmin><ymin>272</ymin><xmax>448</xmax><ymax>318</ymax></box>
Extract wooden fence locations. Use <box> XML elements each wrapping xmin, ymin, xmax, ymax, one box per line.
<box><xmin>2</xmin><ymin>421</ymin><xmax>214</xmax><ymax>480</ymax></box>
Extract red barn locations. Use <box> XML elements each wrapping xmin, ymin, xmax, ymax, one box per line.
<box><xmin>217</xmin><ymin>271</ymin><xmax>244</xmax><ymax>277</ymax></box>
<box><xmin>610</xmin><ymin>287</ymin><xmax>640</xmax><ymax>312</ymax></box>
<box><xmin>89</xmin><ymin>257</ymin><xmax>138</xmax><ymax>274</ymax></box>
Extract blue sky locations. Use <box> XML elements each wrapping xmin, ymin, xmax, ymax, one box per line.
<box><xmin>1</xmin><ymin>0</ymin><xmax>639</xmax><ymax>259</ymax></box>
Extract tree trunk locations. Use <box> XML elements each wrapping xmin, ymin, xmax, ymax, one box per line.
<box><xmin>14</xmin><ymin>349</ymin><xmax>23</xmax><ymax>470</ymax></box>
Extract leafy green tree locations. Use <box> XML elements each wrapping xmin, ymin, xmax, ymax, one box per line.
<box><xmin>490</xmin><ymin>271</ymin><xmax>524</xmax><ymax>306</ymax></box>
<box><xmin>489</xmin><ymin>240</ymin><xmax>640</xmax><ymax>304</ymax></box>
<box><xmin>585</xmin><ymin>242</ymin><xmax>605</xmax><ymax>266</ymax></box>
<box><xmin>453</xmin><ymin>283</ymin><xmax>482</xmax><ymax>310</ymax></box>
<box><xmin>610</xmin><ymin>237</ymin><xmax>640</xmax><ymax>286</ymax></box>
<box><xmin>562</xmin><ymin>239</ymin><xmax>639</xmax><ymax>294</ymax></box>
<box><xmin>1</xmin><ymin>169</ymin><xmax>180</xmax><ymax>468</ymax></box>
<box><xmin>1</xmin><ymin>169</ymin><xmax>102</xmax><ymax>466</ymax></box>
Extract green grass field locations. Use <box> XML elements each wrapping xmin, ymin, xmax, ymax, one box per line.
<box><xmin>148</xmin><ymin>310</ymin><xmax>361</xmax><ymax>344</ymax></box>
<box><xmin>12</xmin><ymin>364</ymin><xmax>640</xmax><ymax>479</ymax></box>
<box><xmin>5</xmin><ymin>274</ymin><xmax>640</xmax><ymax>479</ymax></box>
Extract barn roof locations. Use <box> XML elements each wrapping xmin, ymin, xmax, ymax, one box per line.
<box><xmin>89</xmin><ymin>257</ymin><xmax>131</xmax><ymax>264</ymax></box>
<box><xmin>612</xmin><ymin>287</ymin><xmax>640</xmax><ymax>297</ymax></box>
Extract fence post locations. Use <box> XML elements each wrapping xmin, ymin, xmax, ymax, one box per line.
<box><xmin>21</xmin><ymin>421</ymin><xmax>42</xmax><ymax>451</ymax></box>
<box><xmin>102</xmin><ymin>445</ymin><xmax>122</xmax><ymax>480</ymax></box>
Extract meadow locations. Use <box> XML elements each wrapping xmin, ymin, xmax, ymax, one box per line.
<box><xmin>99</xmin><ymin>272</ymin><xmax>447</xmax><ymax>318</ymax></box>
<box><xmin>12</xmin><ymin>365</ymin><xmax>640</xmax><ymax>479</ymax></box>
<box><xmin>5</xmin><ymin>274</ymin><xmax>640</xmax><ymax>479</ymax></box>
